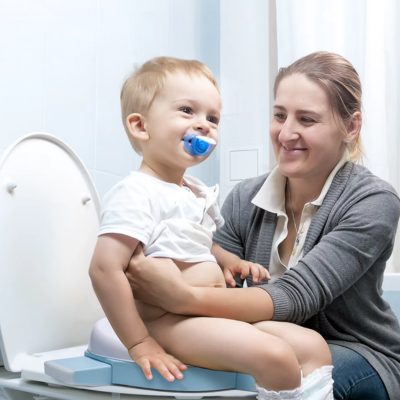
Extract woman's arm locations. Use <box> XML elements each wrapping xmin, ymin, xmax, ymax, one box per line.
<box><xmin>189</xmin><ymin>285</ymin><xmax>274</xmax><ymax>322</ymax></box>
<box><xmin>260</xmin><ymin>190</ymin><xmax>400</xmax><ymax>324</ymax></box>
<box><xmin>125</xmin><ymin>245</ymin><xmax>274</xmax><ymax>322</ymax></box>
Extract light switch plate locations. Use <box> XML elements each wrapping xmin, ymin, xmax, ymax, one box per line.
<box><xmin>230</xmin><ymin>149</ymin><xmax>258</xmax><ymax>181</ymax></box>
<box><xmin>226</xmin><ymin>145</ymin><xmax>263</xmax><ymax>186</ymax></box>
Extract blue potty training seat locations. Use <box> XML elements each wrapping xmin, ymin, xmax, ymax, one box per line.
<box><xmin>45</xmin><ymin>318</ymin><xmax>257</xmax><ymax>392</ymax></box>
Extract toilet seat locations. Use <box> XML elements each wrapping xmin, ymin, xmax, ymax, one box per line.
<box><xmin>0</xmin><ymin>132</ymin><xmax>104</xmax><ymax>373</ymax></box>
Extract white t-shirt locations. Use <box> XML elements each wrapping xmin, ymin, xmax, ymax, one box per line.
<box><xmin>99</xmin><ymin>172</ymin><xmax>224</xmax><ymax>263</ymax></box>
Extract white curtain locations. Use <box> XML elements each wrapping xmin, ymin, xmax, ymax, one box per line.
<box><xmin>276</xmin><ymin>0</ymin><xmax>400</xmax><ymax>272</ymax></box>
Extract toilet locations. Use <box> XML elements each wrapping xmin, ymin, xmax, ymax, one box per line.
<box><xmin>0</xmin><ymin>133</ymin><xmax>256</xmax><ymax>399</ymax></box>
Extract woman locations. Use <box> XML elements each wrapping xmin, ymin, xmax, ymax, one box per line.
<box><xmin>126</xmin><ymin>52</ymin><xmax>400</xmax><ymax>400</ymax></box>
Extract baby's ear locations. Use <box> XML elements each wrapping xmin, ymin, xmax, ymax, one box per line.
<box><xmin>126</xmin><ymin>113</ymin><xmax>149</xmax><ymax>141</ymax></box>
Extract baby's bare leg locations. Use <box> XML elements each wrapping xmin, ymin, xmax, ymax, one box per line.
<box><xmin>252</xmin><ymin>321</ymin><xmax>331</xmax><ymax>377</ymax></box>
<box><xmin>146</xmin><ymin>313</ymin><xmax>301</xmax><ymax>392</ymax></box>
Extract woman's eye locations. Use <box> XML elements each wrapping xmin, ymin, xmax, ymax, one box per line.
<box><xmin>274</xmin><ymin>113</ymin><xmax>286</xmax><ymax>120</ymax></box>
<box><xmin>301</xmin><ymin>117</ymin><xmax>315</xmax><ymax>123</ymax></box>
<box><xmin>180</xmin><ymin>107</ymin><xmax>193</xmax><ymax>114</ymax></box>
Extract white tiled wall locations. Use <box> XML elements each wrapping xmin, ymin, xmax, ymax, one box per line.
<box><xmin>0</xmin><ymin>0</ymin><xmax>220</xmax><ymax>201</ymax></box>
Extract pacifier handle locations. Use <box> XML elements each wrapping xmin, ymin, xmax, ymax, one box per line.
<box><xmin>184</xmin><ymin>134</ymin><xmax>216</xmax><ymax>156</ymax></box>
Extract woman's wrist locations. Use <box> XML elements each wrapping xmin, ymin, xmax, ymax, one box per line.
<box><xmin>176</xmin><ymin>285</ymin><xmax>274</xmax><ymax>322</ymax></box>
<box><xmin>172</xmin><ymin>284</ymin><xmax>199</xmax><ymax>315</ymax></box>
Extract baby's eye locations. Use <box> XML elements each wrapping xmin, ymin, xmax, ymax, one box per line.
<box><xmin>180</xmin><ymin>107</ymin><xmax>193</xmax><ymax>115</ymax></box>
<box><xmin>207</xmin><ymin>116</ymin><xmax>219</xmax><ymax>124</ymax></box>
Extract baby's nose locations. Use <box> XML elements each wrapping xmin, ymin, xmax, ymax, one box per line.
<box><xmin>194</xmin><ymin>122</ymin><xmax>210</xmax><ymax>135</ymax></box>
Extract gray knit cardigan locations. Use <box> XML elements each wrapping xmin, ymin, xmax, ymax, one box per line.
<box><xmin>213</xmin><ymin>161</ymin><xmax>400</xmax><ymax>399</ymax></box>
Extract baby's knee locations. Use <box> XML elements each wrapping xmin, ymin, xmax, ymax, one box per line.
<box><xmin>250</xmin><ymin>340</ymin><xmax>301</xmax><ymax>390</ymax></box>
<box><xmin>302</xmin><ymin>329</ymin><xmax>331</xmax><ymax>367</ymax></box>
<box><xmin>252</xmin><ymin>338</ymin><xmax>299</xmax><ymax>375</ymax></box>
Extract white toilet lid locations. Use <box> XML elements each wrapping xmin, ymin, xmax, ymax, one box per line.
<box><xmin>0</xmin><ymin>133</ymin><xmax>104</xmax><ymax>372</ymax></box>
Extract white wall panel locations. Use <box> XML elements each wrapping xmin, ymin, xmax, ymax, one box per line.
<box><xmin>219</xmin><ymin>0</ymin><xmax>277</xmax><ymax>203</ymax></box>
<box><xmin>44</xmin><ymin>0</ymin><xmax>97</xmax><ymax>170</ymax></box>
<box><xmin>136</xmin><ymin>0</ymin><xmax>172</xmax><ymax>63</ymax></box>
<box><xmin>0</xmin><ymin>0</ymin><xmax>46</xmax><ymax>147</ymax></box>
<box><xmin>95</xmin><ymin>0</ymin><xmax>138</xmax><ymax>178</ymax></box>
<box><xmin>94</xmin><ymin>170</ymin><xmax>125</xmax><ymax>201</ymax></box>
<box><xmin>0</xmin><ymin>65</ymin><xmax>45</xmax><ymax>147</ymax></box>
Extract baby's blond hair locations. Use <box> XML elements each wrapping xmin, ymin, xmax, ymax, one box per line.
<box><xmin>121</xmin><ymin>56</ymin><xmax>219</xmax><ymax>154</ymax></box>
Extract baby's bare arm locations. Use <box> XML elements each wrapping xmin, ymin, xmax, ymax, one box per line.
<box><xmin>89</xmin><ymin>234</ymin><xmax>149</xmax><ymax>349</ymax></box>
<box><xmin>89</xmin><ymin>234</ymin><xmax>186</xmax><ymax>381</ymax></box>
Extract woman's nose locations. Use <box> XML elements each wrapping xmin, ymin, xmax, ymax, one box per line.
<box><xmin>278</xmin><ymin>118</ymin><xmax>299</xmax><ymax>143</ymax></box>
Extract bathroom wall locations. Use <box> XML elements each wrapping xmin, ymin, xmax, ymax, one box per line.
<box><xmin>218</xmin><ymin>0</ymin><xmax>277</xmax><ymax>203</ymax></box>
<box><xmin>0</xmin><ymin>0</ymin><xmax>220</xmax><ymax>200</ymax></box>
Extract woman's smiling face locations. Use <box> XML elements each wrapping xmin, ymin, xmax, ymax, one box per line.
<box><xmin>270</xmin><ymin>73</ymin><xmax>346</xmax><ymax>180</ymax></box>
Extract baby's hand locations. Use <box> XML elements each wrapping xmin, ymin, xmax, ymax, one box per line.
<box><xmin>128</xmin><ymin>336</ymin><xmax>187</xmax><ymax>381</ymax></box>
<box><xmin>223</xmin><ymin>260</ymin><xmax>270</xmax><ymax>287</ymax></box>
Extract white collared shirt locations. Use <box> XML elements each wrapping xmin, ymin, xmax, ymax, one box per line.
<box><xmin>251</xmin><ymin>151</ymin><xmax>350</xmax><ymax>282</ymax></box>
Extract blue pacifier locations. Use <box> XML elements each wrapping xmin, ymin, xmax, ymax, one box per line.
<box><xmin>184</xmin><ymin>134</ymin><xmax>216</xmax><ymax>156</ymax></box>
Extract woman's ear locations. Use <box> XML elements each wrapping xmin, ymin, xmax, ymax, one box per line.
<box><xmin>346</xmin><ymin>111</ymin><xmax>362</xmax><ymax>143</ymax></box>
<box><xmin>126</xmin><ymin>113</ymin><xmax>149</xmax><ymax>142</ymax></box>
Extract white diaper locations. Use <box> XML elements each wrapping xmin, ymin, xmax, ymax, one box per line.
<box><xmin>300</xmin><ymin>366</ymin><xmax>334</xmax><ymax>400</ymax></box>
<box><xmin>255</xmin><ymin>365</ymin><xmax>334</xmax><ymax>400</ymax></box>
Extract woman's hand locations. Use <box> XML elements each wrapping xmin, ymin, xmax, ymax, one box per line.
<box><xmin>125</xmin><ymin>244</ymin><xmax>193</xmax><ymax>314</ymax></box>
<box><xmin>129</xmin><ymin>336</ymin><xmax>187</xmax><ymax>381</ymax></box>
